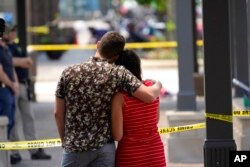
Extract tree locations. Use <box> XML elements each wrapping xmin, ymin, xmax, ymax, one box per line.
<box><xmin>135</xmin><ymin>0</ymin><xmax>176</xmax><ymax>40</ymax></box>
<box><xmin>135</xmin><ymin>0</ymin><xmax>169</xmax><ymax>13</ymax></box>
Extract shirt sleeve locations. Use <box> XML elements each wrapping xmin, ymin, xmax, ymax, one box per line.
<box><xmin>143</xmin><ymin>79</ymin><xmax>153</xmax><ymax>86</ymax></box>
<box><xmin>55</xmin><ymin>69</ymin><xmax>66</xmax><ymax>98</ymax></box>
<box><xmin>118</xmin><ymin>66</ymin><xmax>142</xmax><ymax>93</ymax></box>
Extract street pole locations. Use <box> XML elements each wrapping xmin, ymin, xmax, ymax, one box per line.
<box><xmin>203</xmin><ymin>0</ymin><xmax>236</xmax><ymax>166</ymax></box>
<box><xmin>16</xmin><ymin>0</ymin><xmax>27</xmax><ymax>55</ymax></box>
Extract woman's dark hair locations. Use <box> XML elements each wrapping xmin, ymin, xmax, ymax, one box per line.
<box><xmin>115</xmin><ymin>49</ymin><xmax>142</xmax><ymax>81</ymax></box>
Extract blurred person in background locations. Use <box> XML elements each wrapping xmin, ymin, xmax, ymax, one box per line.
<box><xmin>112</xmin><ymin>49</ymin><xmax>166</xmax><ymax>167</ymax></box>
<box><xmin>54</xmin><ymin>31</ymin><xmax>162</xmax><ymax>167</ymax></box>
<box><xmin>7</xmin><ymin>25</ymin><xmax>51</xmax><ymax>165</ymax></box>
<box><xmin>0</xmin><ymin>23</ymin><xmax>19</xmax><ymax>143</ymax></box>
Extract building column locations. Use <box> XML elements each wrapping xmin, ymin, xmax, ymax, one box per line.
<box><xmin>176</xmin><ymin>0</ymin><xmax>197</xmax><ymax>111</ymax></box>
<box><xmin>230</xmin><ymin>0</ymin><xmax>249</xmax><ymax>97</ymax></box>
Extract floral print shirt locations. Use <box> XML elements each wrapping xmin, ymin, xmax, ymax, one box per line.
<box><xmin>55</xmin><ymin>56</ymin><xmax>141</xmax><ymax>152</ymax></box>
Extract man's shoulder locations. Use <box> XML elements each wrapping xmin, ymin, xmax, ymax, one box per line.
<box><xmin>62</xmin><ymin>62</ymin><xmax>90</xmax><ymax>73</ymax></box>
<box><xmin>110</xmin><ymin>64</ymin><xmax>125</xmax><ymax>70</ymax></box>
<box><xmin>64</xmin><ymin>63</ymin><xmax>80</xmax><ymax>71</ymax></box>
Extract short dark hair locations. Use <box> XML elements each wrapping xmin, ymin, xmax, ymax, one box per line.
<box><xmin>98</xmin><ymin>31</ymin><xmax>125</xmax><ymax>60</ymax></box>
<box><xmin>115</xmin><ymin>49</ymin><xmax>142</xmax><ymax>81</ymax></box>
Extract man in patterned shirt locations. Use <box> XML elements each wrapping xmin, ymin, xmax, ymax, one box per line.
<box><xmin>54</xmin><ymin>31</ymin><xmax>162</xmax><ymax>167</ymax></box>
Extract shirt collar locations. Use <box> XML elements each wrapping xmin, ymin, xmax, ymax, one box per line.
<box><xmin>90</xmin><ymin>56</ymin><xmax>108</xmax><ymax>62</ymax></box>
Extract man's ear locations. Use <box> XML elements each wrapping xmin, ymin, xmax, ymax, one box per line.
<box><xmin>96</xmin><ymin>41</ymin><xmax>100</xmax><ymax>49</ymax></box>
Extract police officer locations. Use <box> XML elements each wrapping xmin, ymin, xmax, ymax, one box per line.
<box><xmin>7</xmin><ymin>25</ymin><xmax>51</xmax><ymax>165</ymax></box>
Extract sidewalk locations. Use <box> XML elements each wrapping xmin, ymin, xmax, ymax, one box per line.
<box><xmin>11</xmin><ymin>96</ymin><xmax>205</xmax><ymax>167</ymax></box>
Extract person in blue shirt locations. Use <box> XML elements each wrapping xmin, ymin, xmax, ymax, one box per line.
<box><xmin>0</xmin><ymin>27</ymin><xmax>18</xmax><ymax>141</ymax></box>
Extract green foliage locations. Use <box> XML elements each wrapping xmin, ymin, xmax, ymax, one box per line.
<box><xmin>136</xmin><ymin>0</ymin><xmax>169</xmax><ymax>12</ymax></box>
<box><xmin>166</xmin><ymin>20</ymin><xmax>176</xmax><ymax>32</ymax></box>
<box><xmin>136</xmin><ymin>0</ymin><xmax>152</xmax><ymax>4</ymax></box>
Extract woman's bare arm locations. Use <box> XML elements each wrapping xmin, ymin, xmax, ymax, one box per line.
<box><xmin>54</xmin><ymin>97</ymin><xmax>66</xmax><ymax>141</ymax></box>
<box><xmin>111</xmin><ymin>93</ymin><xmax>124</xmax><ymax>141</ymax></box>
<box><xmin>132</xmin><ymin>81</ymin><xmax>162</xmax><ymax>103</ymax></box>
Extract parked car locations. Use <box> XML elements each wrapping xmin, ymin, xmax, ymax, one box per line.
<box><xmin>30</xmin><ymin>23</ymin><xmax>77</xmax><ymax>60</ymax></box>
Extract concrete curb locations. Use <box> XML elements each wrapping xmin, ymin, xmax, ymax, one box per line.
<box><xmin>141</xmin><ymin>58</ymin><xmax>204</xmax><ymax>69</ymax></box>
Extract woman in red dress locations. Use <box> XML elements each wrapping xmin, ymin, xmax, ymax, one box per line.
<box><xmin>112</xmin><ymin>50</ymin><xmax>166</xmax><ymax>167</ymax></box>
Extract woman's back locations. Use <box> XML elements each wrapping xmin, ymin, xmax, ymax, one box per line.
<box><xmin>122</xmin><ymin>82</ymin><xmax>159</xmax><ymax>140</ymax></box>
<box><xmin>115</xmin><ymin>80</ymin><xmax>166</xmax><ymax>167</ymax></box>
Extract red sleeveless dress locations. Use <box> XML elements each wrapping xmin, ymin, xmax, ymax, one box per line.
<box><xmin>115</xmin><ymin>80</ymin><xmax>166</xmax><ymax>167</ymax></box>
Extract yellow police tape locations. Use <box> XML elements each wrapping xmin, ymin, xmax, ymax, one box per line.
<box><xmin>0</xmin><ymin>138</ymin><xmax>61</xmax><ymax>150</ymax></box>
<box><xmin>0</xmin><ymin>110</ymin><xmax>249</xmax><ymax>150</ymax></box>
<box><xmin>27</xmin><ymin>42</ymin><xmax>176</xmax><ymax>51</ymax></box>
<box><xmin>233</xmin><ymin>110</ymin><xmax>250</xmax><ymax>116</ymax></box>
<box><xmin>205</xmin><ymin>110</ymin><xmax>250</xmax><ymax>123</ymax></box>
<box><xmin>158</xmin><ymin>123</ymin><xmax>205</xmax><ymax>135</ymax></box>
<box><xmin>0</xmin><ymin>123</ymin><xmax>205</xmax><ymax>150</ymax></box>
<box><xmin>205</xmin><ymin>113</ymin><xmax>233</xmax><ymax>123</ymax></box>
<box><xmin>27</xmin><ymin>26</ymin><xmax>49</xmax><ymax>34</ymax></box>
<box><xmin>27</xmin><ymin>40</ymin><xmax>203</xmax><ymax>51</ymax></box>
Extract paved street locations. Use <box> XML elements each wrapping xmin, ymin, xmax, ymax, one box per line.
<box><xmin>12</xmin><ymin>50</ymin><xmax>204</xmax><ymax>167</ymax></box>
